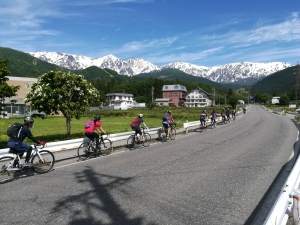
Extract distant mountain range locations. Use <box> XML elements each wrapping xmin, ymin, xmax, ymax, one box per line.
<box><xmin>0</xmin><ymin>47</ymin><xmax>298</xmax><ymax>95</ymax></box>
<box><xmin>28</xmin><ymin>51</ymin><xmax>292</xmax><ymax>85</ymax></box>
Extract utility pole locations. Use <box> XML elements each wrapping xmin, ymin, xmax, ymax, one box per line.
<box><xmin>294</xmin><ymin>62</ymin><xmax>300</xmax><ymax>104</ymax></box>
<box><xmin>212</xmin><ymin>88</ymin><xmax>215</xmax><ymax>106</ymax></box>
<box><xmin>151</xmin><ymin>86</ymin><xmax>154</xmax><ymax>102</ymax></box>
<box><xmin>247</xmin><ymin>83</ymin><xmax>252</xmax><ymax>104</ymax></box>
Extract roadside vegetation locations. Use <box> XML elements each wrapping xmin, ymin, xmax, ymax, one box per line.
<box><xmin>0</xmin><ymin>106</ymin><xmax>247</xmax><ymax>148</ymax></box>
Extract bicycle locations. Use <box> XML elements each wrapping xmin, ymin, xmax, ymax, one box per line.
<box><xmin>0</xmin><ymin>143</ymin><xmax>55</xmax><ymax>183</ymax></box>
<box><xmin>199</xmin><ymin>121</ymin><xmax>207</xmax><ymax>132</ymax></box>
<box><xmin>210</xmin><ymin>117</ymin><xmax>217</xmax><ymax>129</ymax></box>
<box><xmin>158</xmin><ymin>122</ymin><xmax>177</xmax><ymax>142</ymax></box>
<box><xmin>221</xmin><ymin>115</ymin><xmax>227</xmax><ymax>124</ymax></box>
<box><xmin>127</xmin><ymin>127</ymin><xmax>151</xmax><ymax>150</ymax></box>
<box><xmin>232</xmin><ymin>114</ymin><xmax>236</xmax><ymax>121</ymax></box>
<box><xmin>77</xmin><ymin>134</ymin><xmax>112</xmax><ymax>160</ymax></box>
<box><xmin>226</xmin><ymin>115</ymin><xmax>231</xmax><ymax>123</ymax></box>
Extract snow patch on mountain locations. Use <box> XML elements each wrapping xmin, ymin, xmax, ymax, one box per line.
<box><xmin>27</xmin><ymin>51</ymin><xmax>292</xmax><ymax>83</ymax></box>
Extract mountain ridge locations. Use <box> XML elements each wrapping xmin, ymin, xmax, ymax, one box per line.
<box><xmin>28</xmin><ymin>51</ymin><xmax>292</xmax><ymax>84</ymax></box>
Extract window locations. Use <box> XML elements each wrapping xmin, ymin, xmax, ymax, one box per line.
<box><xmin>25</xmin><ymin>83</ymin><xmax>32</xmax><ymax>89</ymax></box>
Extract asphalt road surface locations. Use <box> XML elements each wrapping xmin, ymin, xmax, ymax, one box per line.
<box><xmin>0</xmin><ymin>105</ymin><xmax>298</xmax><ymax>225</ymax></box>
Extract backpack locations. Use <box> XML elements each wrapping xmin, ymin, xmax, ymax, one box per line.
<box><xmin>162</xmin><ymin>113</ymin><xmax>169</xmax><ymax>120</ymax></box>
<box><xmin>130</xmin><ymin>118</ymin><xmax>139</xmax><ymax>127</ymax></box>
<box><xmin>213</xmin><ymin>112</ymin><xmax>217</xmax><ymax>118</ymax></box>
<box><xmin>7</xmin><ymin>122</ymin><xmax>23</xmax><ymax>138</ymax></box>
<box><xmin>84</xmin><ymin>120</ymin><xmax>95</xmax><ymax>129</ymax></box>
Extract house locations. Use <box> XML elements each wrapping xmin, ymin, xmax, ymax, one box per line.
<box><xmin>186</xmin><ymin>87</ymin><xmax>211</xmax><ymax>107</ymax></box>
<box><xmin>154</xmin><ymin>98</ymin><xmax>172</xmax><ymax>106</ymax></box>
<box><xmin>271</xmin><ymin>97</ymin><xmax>280</xmax><ymax>104</ymax></box>
<box><xmin>3</xmin><ymin>76</ymin><xmax>38</xmax><ymax>116</ymax></box>
<box><xmin>238</xmin><ymin>100</ymin><xmax>245</xmax><ymax>105</ymax></box>
<box><xmin>105</xmin><ymin>93</ymin><xmax>135</xmax><ymax>110</ymax></box>
<box><xmin>160</xmin><ymin>84</ymin><xmax>187</xmax><ymax>106</ymax></box>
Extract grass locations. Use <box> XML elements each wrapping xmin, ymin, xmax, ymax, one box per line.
<box><xmin>0</xmin><ymin>105</ymin><xmax>249</xmax><ymax>149</ymax></box>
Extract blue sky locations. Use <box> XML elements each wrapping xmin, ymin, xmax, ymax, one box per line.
<box><xmin>0</xmin><ymin>0</ymin><xmax>299</xmax><ymax>66</ymax></box>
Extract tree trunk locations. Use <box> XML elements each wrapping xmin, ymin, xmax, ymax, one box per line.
<box><xmin>66</xmin><ymin>116</ymin><xmax>71</xmax><ymax>140</ymax></box>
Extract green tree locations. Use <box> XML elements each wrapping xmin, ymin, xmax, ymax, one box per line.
<box><xmin>0</xmin><ymin>58</ymin><xmax>19</xmax><ymax>117</ymax></box>
<box><xmin>255</xmin><ymin>93</ymin><xmax>272</xmax><ymax>104</ymax></box>
<box><xmin>25</xmin><ymin>70</ymin><xmax>100</xmax><ymax>139</ymax></box>
<box><xmin>235</xmin><ymin>88</ymin><xmax>249</xmax><ymax>98</ymax></box>
<box><xmin>227</xmin><ymin>95</ymin><xmax>239</xmax><ymax>109</ymax></box>
<box><xmin>279</xmin><ymin>94</ymin><xmax>290</xmax><ymax>105</ymax></box>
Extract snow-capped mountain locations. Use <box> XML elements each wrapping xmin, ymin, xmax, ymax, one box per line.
<box><xmin>27</xmin><ymin>51</ymin><xmax>292</xmax><ymax>84</ymax></box>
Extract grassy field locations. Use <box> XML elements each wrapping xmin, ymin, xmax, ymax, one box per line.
<box><xmin>1</xmin><ymin>104</ymin><xmax>293</xmax><ymax>149</ymax></box>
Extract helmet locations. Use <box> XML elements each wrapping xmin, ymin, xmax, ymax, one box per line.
<box><xmin>24</xmin><ymin>117</ymin><xmax>34</xmax><ymax>124</ymax></box>
<box><xmin>167</xmin><ymin>110</ymin><xmax>171</xmax><ymax>114</ymax></box>
<box><xmin>94</xmin><ymin>115</ymin><xmax>101</xmax><ymax>121</ymax></box>
<box><xmin>203</xmin><ymin>110</ymin><xmax>206</xmax><ymax>113</ymax></box>
<box><xmin>138</xmin><ymin>114</ymin><xmax>143</xmax><ymax>118</ymax></box>
<box><xmin>222</xmin><ymin>108</ymin><xmax>225</xmax><ymax>110</ymax></box>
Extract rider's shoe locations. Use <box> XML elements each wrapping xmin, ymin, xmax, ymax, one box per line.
<box><xmin>23</xmin><ymin>162</ymin><xmax>33</xmax><ymax>167</ymax></box>
<box><xmin>166</xmin><ymin>136</ymin><xmax>170</xmax><ymax>140</ymax></box>
<box><xmin>8</xmin><ymin>165</ymin><xmax>19</xmax><ymax>171</ymax></box>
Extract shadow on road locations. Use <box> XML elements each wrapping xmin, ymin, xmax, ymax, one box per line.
<box><xmin>52</xmin><ymin>166</ymin><xmax>157</xmax><ymax>225</ymax></box>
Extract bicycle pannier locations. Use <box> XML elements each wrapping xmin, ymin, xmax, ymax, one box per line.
<box><xmin>7</xmin><ymin>122</ymin><xmax>23</xmax><ymax>138</ymax></box>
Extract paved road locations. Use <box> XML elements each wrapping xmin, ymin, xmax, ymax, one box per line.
<box><xmin>0</xmin><ymin>105</ymin><xmax>298</xmax><ymax>225</ymax></box>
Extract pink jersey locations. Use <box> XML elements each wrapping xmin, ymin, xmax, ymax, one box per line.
<box><xmin>84</xmin><ymin>121</ymin><xmax>101</xmax><ymax>133</ymax></box>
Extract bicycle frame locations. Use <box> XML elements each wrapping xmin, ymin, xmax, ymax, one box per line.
<box><xmin>8</xmin><ymin>144</ymin><xmax>46</xmax><ymax>169</ymax></box>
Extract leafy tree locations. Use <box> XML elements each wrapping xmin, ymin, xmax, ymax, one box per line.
<box><xmin>0</xmin><ymin>58</ymin><xmax>19</xmax><ymax>117</ymax></box>
<box><xmin>227</xmin><ymin>95</ymin><xmax>239</xmax><ymax>109</ymax></box>
<box><xmin>255</xmin><ymin>93</ymin><xmax>272</xmax><ymax>104</ymax></box>
<box><xmin>235</xmin><ymin>88</ymin><xmax>249</xmax><ymax>97</ymax></box>
<box><xmin>25</xmin><ymin>70</ymin><xmax>100</xmax><ymax>139</ymax></box>
<box><xmin>279</xmin><ymin>94</ymin><xmax>290</xmax><ymax>105</ymax></box>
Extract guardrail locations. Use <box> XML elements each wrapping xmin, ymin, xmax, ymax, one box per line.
<box><xmin>261</xmin><ymin>105</ymin><xmax>300</xmax><ymax>225</ymax></box>
<box><xmin>0</xmin><ymin>127</ymin><xmax>163</xmax><ymax>157</ymax></box>
<box><xmin>263</xmin><ymin>148</ymin><xmax>300</xmax><ymax>225</ymax></box>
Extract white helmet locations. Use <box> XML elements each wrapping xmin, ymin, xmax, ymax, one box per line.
<box><xmin>138</xmin><ymin>114</ymin><xmax>143</xmax><ymax>118</ymax></box>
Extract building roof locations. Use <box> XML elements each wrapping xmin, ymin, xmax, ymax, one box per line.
<box><xmin>162</xmin><ymin>84</ymin><xmax>187</xmax><ymax>92</ymax></box>
<box><xmin>155</xmin><ymin>98</ymin><xmax>171</xmax><ymax>102</ymax></box>
<box><xmin>106</xmin><ymin>93</ymin><xmax>133</xmax><ymax>97</ymax></box>
<box><xmin>189</xmin><ymin>87</ymin><xmax>211</xmax><ymax>96</ymax></box>
<box><xmin>7</xmin><ymin>76</ymin><xmax>37</xmax><ymax>82</ymax></box>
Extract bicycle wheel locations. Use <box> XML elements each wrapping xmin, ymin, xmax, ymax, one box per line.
<box><xmin>127</xmin><ymin>135</ymin><xmax>136</xmax><ymax>150</ymax></box>
<box><xmin>0</xmin><ymin>156</ymin><xmax>17</xmax><ymax>183</ymax></box>
<box><xmin>77</xmin><ymin>142</ymin><xmax>92</xmax><ymax>160</ymax></box>
<box><xmin>213</xmin><ymin>122</ymin><xmax>217</xmax><ymax>128</ymax></box>
<box><xmin>102</xmin><ymin>139</ymin><xmax>112</xmax><ymax>155</ymax></box>
<box><xmin>142</xmin><ymin>133</ymin><xmax>151</xmax><ymax>147</ymax></box>
<box><xmin>170</xmin><ymin>128</ymin><xmax>176</xmax><ymax>140</ymax></box>
<box><xmin>31</xmin><ymin>150</ymin><xmax>55</xmax><ymax>173</ymax></box>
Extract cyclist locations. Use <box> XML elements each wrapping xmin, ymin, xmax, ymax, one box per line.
<box><xmin>200</xmin><ymin>110</ymin><xmax>207</xmax><ymax>128</ymax></box>
<box><xmin>210</xmin><ymin>110</ymin><xmax>217</xmax><ymax>125</ymax></box>
<box><xmin>131</xmin><ymin>114</ymin><xmax>149</xmax><ymax>142</ymax></box>
<box><xmin>7</xmin><ymin>117</ymin><xmax>44</xmax><ymax>167</ymax></box>
<box><xmin>243</xmin><ymin>107</ymin><xmax>246</xmax><ymax>114</ymax></box>
<box><xmin>225</xmin><ymin>108</ymin><xmax>231</xmax><ymax>121</ymax></box>
<box><xmin>84</xmin><ymin>115</ymin><xmax>106</xmax><ymax>151</ymax></box>
<box><xmin>232</xmin><ymin>109</ymin><xmax>236</xmax><ymax>120</ymax></box>
<box><xmin>221</xmin><ymin>108</ymin><xmax>226</xmax><ymax>123</ymax></box>
<box><xmin>162</xmin><ymin>110</ymin><xmax>175</xmax><ymax>140</ymax></box>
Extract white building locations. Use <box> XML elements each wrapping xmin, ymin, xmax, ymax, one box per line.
<box><xmin>271</xmin><ymin>97</ymin><xmax>280</xmax><ymax>104</ymax></box>
<box><xmin>106</xmin><ymin>93</ymin><xmax>135</xmax><ymax>110</ymax></box>
<box><xmin>186</xmin><ymin>87</ymin><xmax>211</xmax><ymax>107</ymax></box>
